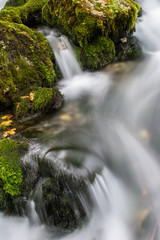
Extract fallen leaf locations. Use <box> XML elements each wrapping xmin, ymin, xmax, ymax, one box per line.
<box><xmin>29</xmin><ymin>92</ymin><xmax>35</xmax><ymax>101</ymax></box>
<box><xmin>120</xmin><ymin>37</ymin><xmax>127</xmax><ymax>43</ymax></box>
<box><xmin>139</xmin><ymin>129</ymin><xmax>150</xmax><ymax>141</ymax></box>
<box><xmin>59</xmin><ymin>114</ymin><xmax>72</xmax><ymax>121</ymax></box>
<box><xmin>1</xmin><ymin>120</ymin><xmax>13</xmax><ymax>126</ymax></box>
<box><xmin>20</xmin><ymin>96</ymin><xmax>29</xmax><ymax>99</ymax></box>
<box><xmin>1</xmin><ymin>115</ymin><xmax>13</xmax><ymax>120</ymax></box>
<box><xmin>3</xmin><ymin>128</ymin><xmax>16</xmax><ymax>138</ymax></box>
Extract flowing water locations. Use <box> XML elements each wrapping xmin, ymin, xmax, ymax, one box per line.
<box><xmin>1</xmin><ymin>0</ymin><xmax>160</xmax><ymax>239</ymax></box>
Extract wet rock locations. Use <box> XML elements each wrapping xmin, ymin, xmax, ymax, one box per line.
<box><xmin>116</xmin><ymin>36</ymin><xmax>143</xmax><ymax>61</ymax></box>
<box><xmin>0</xmin><ymin>139</ymin><xmax>92</xmax><ymax>230</ymax></box>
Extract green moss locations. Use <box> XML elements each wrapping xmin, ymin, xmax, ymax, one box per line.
<box><xmin>75</xmin><ymin>36</ymin><xmax>115</xmax><ymax>70</ymax></box>
<box><xmin>42</xmin><ymin>0</ymin><xmax>140</xmax><ymax>47</ymax></box>
<box><xmin>0</xmin><ymin>139</ymin><xmax>23</xmax><ymax>196</ymax></box>
<box><xmin>0</xmin><ymin>0</ymin><xmax>48</xmax><ymax>25</ymax></box>
<box><xmin>42</xmin><ymin>0</ymin><xmax>139</xmax><ymax>69</ymax></box>
<box><xmin>15</xmin><ymin>97</ymin><xmax>30</xmax><ymax>119</ymax></box>
<box><xmin>33</xmin><ymin>87</ymin><xmax>53</xmax><ymax>111</ymax></box>
<box><xmin>15</xmin><ymin>87</ymin><xmax>62</xmax><ymax>120</ymax></box>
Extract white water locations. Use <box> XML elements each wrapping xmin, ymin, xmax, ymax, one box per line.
<box><xmin>0</xmin><ymin>0</ymin><xmax>7</xmax><ymax>10</ymax></box>
<box><xmin>42</xmin><ymin>29</ymin><xmax>81</xmax><ymax>79</ymax></box>
<box><xmin>1</xmin><ymin>0</ymin><xmax>160</xmax><ymax>239</ymax></box>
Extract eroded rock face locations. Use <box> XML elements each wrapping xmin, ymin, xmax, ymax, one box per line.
<box><xmin>42</xmin><ymin>0</ymin><xmax>140</xmax><ymax>69</ymax></box>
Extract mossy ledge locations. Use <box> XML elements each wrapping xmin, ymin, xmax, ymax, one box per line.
<box><xmin>42</xmin><ymin>0</ymin><xmax>140</xmax><ymax>69</ymax></box>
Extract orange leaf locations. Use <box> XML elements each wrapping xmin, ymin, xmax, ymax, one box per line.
<box><xmin>3</xmin><ymin>128</ymin><xmax>16</xmax><ymax>138</ymax></box>
<box><xmin>1</xmin><ymin>120</ymin><xmax>13</xmax><ymax>126</ymax></box>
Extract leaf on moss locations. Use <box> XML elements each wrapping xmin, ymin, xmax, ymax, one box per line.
<box><xmin>1</xmin><ymin>115</ymin><xmax>13</xmax><ymax>120</ymax></box>
<box><xmin>1</xmin><ymin>120</ymin><xmax>13</xmax><ymax>126</ymax></box>
<box><xmin>3</xmin><ymin>128</ymin><xmax>16</xmax><ymax>138</ymax></box>
<box><xmin>29</xmin><ymin>92</ymin><xmax>35</xmax><ymax>101</ymax></box>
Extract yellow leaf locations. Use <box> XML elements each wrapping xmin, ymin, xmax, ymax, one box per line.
<box><xmin>29</xmin><ymin>92</ymin><xmax>35</xmax><ymax>101</ymax></box>
<box><xmin>1</xmin><ymin>120</ymin><xmax>13</xmax><ymax>126</ymax></box>
<box><xmin>1</xmin><ymin>115</ymin><xmax>13</xmax><ymax>120</ymax></box>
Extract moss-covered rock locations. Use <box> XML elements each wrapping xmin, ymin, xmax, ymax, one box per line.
<box><xmin>0</xmin><ymin>0</ymin><xmax>48</xmax><ymax>26</ymax></box>
<box><xmin>0</xmin><ymin>139</ymin><xmax>92</xmax><ymax>230</ymax></box>
<box><xmin>42</xmin><ymin>0</ymin><xmax>140</xmax><ymax>69</ymax></box>
<box><xmin>39</xmin><ymin>173</ymin><xmax>90</xmax><ymax>229</ymax></box>
<box><xmin>0</xmin><ymin>20</ymin><xmax>62</xmax><ymax>114</ymax></box>
<box><xmin>74</xmin><ymin>36</ymin><xmax>115</xmax><ymax>70</ymax></box>
<box><xmin>15</xmin><ymin>87</ymin><xmax>63</xmax><ymax>121</ymax></box>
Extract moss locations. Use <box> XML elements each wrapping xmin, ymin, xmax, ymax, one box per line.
<box><xmin>15</xmin><ymin>87</ymin><xmax>63</xmax><ymax>120</ymax></box>
<box><xmin>0</xmin><ymin>139</ymin><xmax>23</xmax><ymax>196</ymax></box>
<box><xmin>0</xmin><ymin>20</ymin><xmax>56</xmax><ymax>111</ymax></box>
<box><xmin>42</xmin><ymin>0</ymin><xmax>139</xmax><ymax>69</ymax></box>
<box><xmin>0</xmin><ymin>0</ymin><xmax>48</xmax><ymax>25</ymax></box>
<box><xmin>5</xmin><ymin>0</ymin><xmax>27</xmax><ymax>7</ymax></box>
<box><xmin>75</xmin><ymin>36</ymin><xmax>115</xmax><ymax>70</ymax></box>
<box><xmin>33</xmin><ymin>87</ymin><xmax>53</xmax><ymax>111</ymax></box>
<box><xmin>42</xmin><ymin>0</ymin><xmax>140</xmax><ymax>47</ymax></box>
<box><xmin>15</xmin><ymin>98</ymin><xmax>31</xmax><ymax>119</ymax></box>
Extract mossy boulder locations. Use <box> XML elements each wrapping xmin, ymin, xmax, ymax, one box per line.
<box><xmin>0</xmin><ymin>20</ymin><xmax>62</xmax><ymax>116</ymax></box>
<box><xmin>42</xmin><ymin>0</ymin><xmax>140</xmax><ymax>69</ymax></box>
<box><xmin>0</xmin><ymin>139</ymin><xmax>92</xmax><ymax>230</ymax></box>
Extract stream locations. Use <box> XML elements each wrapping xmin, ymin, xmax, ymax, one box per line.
<box><xmin>1</xmin><ymin>0</ymin><xmax>160</xmax><ymax>239</ymax></box>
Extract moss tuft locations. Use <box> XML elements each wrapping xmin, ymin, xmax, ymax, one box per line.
<box><xmin>75</xmin><ymin>36</ymin><xmax>115</xmax><ymax>70</ymax></box>
<box><xmin>33</xmin><ymin>87</ymin><xmax>53</xmax><ymax>111</ymax></box>
<box><xmin>0</xmin><ymin>139</ymin><xmax>23</xmax><ymax>196</ymax></box>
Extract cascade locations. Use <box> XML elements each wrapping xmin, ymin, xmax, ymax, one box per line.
<box><xmin>1</xmin><ymin>0</ymin><xmax>160</xmax><ymax>239</ymax></box>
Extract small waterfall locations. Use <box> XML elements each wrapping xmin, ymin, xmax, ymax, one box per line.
<box><xmin>40</xmin><ymin>28</ymin><xmax>82</xmax><ymax>79</ymax></box>
<box><xmin>0</xmin><ymin>0</ymin><xmax>7</xmax><ymax>10</ymax></box>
